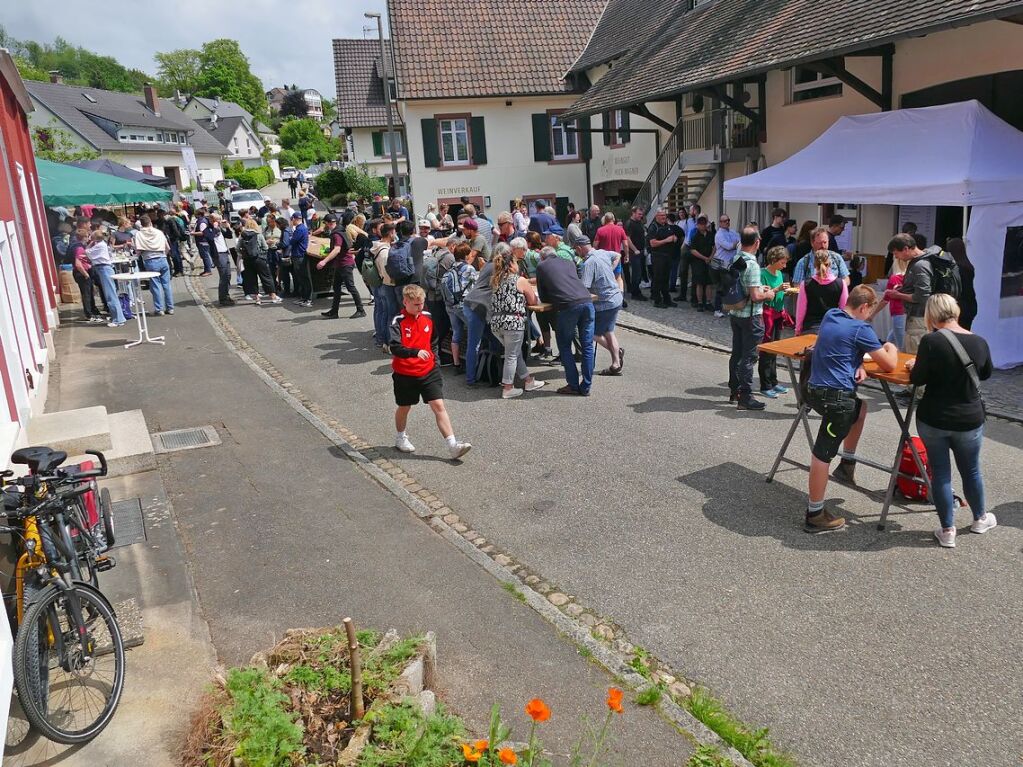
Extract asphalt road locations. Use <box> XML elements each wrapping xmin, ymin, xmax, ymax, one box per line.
<box><xmin>206</xmin><ymin>274</ymin><xmax>1023</xmax><ymax>767</ymax></box>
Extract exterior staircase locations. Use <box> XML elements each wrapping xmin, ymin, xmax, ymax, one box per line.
<box><xmin>633</xmin><ymin>109</ymin><xmax>759</xmax><ymax>224</ymax></box>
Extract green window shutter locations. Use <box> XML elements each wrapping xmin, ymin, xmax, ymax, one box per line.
<box><xmin>421</xmin><ymin>119</ymin><xmax>440</xmax><ymax>167</ymax></box>
<box><xmin>371</xmin><ymin>131</ymin><xmax>383</xmax><ymax>156</ymax></box>
<box><xmin>621</xmin><ymin>110</ymin><xmax>631</xmax><ymax>144</ymax></box>
<box><xmin>470</xmin><ymin>116</ymin><xmax>487</xmax><ymax>165</ymax></box>
<box><xmin>579</xmin><ymin>116</ymin><xmax>592</xmax><ymax>160</ymax></box>
<box><xmin>602</xmin><ymin>112</ymin><xmax>612</xmax><ymax>146</ymax></box>
<box><xmin>532</xmin><ymin>113</ymin><xmax>551</xmax><ymax>161</ymax></box>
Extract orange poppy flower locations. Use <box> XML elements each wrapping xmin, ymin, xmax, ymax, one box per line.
<box><xmin>498</xmin><ymin>746</ymin><xmax>518</xmax><ymax>765</ymax></box>
<box><xmin>462</xmin><ymin>742</ymin><xmax>481</xmax><ymax>762</ymax></box>
<box><xmin>474</xmin><ymin>740</ymin><xmax>489</xmax><ymax>752</ymax></box>
<box><xmin>607</xmin><ymin>687</ymin><xmax>624</xmax><ymax>714</ymax></box>
<box><xmin>525</xmin><ymin>698</ymin><xmax>551</xmax><ymax>722</ymax></box>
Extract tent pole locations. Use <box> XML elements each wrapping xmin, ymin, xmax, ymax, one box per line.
<box><xmin>962</xmin><ymin>206</ymin><xmax>969</xmax><ymax>239</ymax></box>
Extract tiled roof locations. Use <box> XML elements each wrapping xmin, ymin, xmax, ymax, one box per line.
<box><xmin>387</xmin><ymin>0</ymin><xmax>605</xmax><ymax>99</ymax></box>
<box><xmin>568</xmin><ymin>0</ymin><xmax>686</xmax><ymax>74</ymax></box>
<box><xmin>332</xmin><ymin>38</ymin><xmax>400</xmax><ymax>129</ymax></box>
<box><xmin>197</xmin><ymin>115</ymin><xmax>246</xmax><ymax>148</ymax></box>
<box><xmin>564</xmin><ymin>0</ymin><xmax>1023</xmax><ymax>118</ymax></box>
<box><xmin>189</xmin><ymin>96</ymin><xmax>254</xmax><ymax>122</ymax></box>
<box><xmin>26</xmin><ymin>79</ymin><xmax>226</xmax><ymax>155</ymax></box>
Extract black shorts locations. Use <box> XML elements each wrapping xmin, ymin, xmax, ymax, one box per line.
<box><xmin>690</xmin><ymin>258</ymin><xmax>711</xmax><ymax>285</ymax></box>
<box><xmin>805</xmin><ymin>387</ymin><xmax>862</xmax><ymax>462</ymax></box>
<box><xmin>392</xmin><ymin>367</ymin><xmax>444</xmax><ymax>406</ymax></box>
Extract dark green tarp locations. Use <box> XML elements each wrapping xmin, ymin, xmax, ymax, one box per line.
<box><xmin>36</xmin><ymin>158</ymin><xmax>172</xmax><ymax>206</ymax></box>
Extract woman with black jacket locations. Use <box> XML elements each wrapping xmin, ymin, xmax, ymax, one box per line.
<box><xmin>906</xmin><ymin>293</ymin><xmax>995</xmax><ymax>548</ymax></box>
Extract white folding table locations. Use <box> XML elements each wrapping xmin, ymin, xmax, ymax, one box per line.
<box><xmin>110</xmin><ymin>272</ymin><xmax>165</xmax><ymax>349</ymax></box>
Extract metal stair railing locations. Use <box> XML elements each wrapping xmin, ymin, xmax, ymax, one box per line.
<box><xmin>632</xmin><ymin>110</ymin><xmax>722</xmax><ymax>214</ymax></box>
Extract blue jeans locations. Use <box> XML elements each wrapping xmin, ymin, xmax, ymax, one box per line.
<box><xmin>373</xmin><ymin>284</ymin><xmax>397</xmax><ymax>346</ymax></box>
<box><xmin>92</xmin><ymin>264</ymin><xmax>125</xmax><ymax>324</ymax></box>
<box><xmin>143</xmin><ymin>256</ymin><xmax>174</xmax><ymax>312</ymax></box>
<box><xmin>215</xmin><ymin>250</ymin><xmax>232</xmax><ymax>301</ymax></box>
<box><xmin>463</xmin><ymin>304</ymin><xmax>487</xmax><ymax>385</ymax></box>
<box><xmin>196</xmin><ymin>240</ymin><xmax>214</xmax><ymax>272</ymax></box>
<box><xmin>887</xmin><ymin>313</ymin><xmax>906</xmax><ymax>351</ymax></box>
<box><xmin>168</xmin><ymin>240</ymin><xmax>182</xmax><ymax>273</ymax></box>
<box><xmin>918</xmin><ymin>422</ymin><xmax>986</xmax><ymax>529</ymax></box>
<box><xmin>555</xmin><ymin>302</ymin><xmax>595</xmax><ymax>393</ymax></box>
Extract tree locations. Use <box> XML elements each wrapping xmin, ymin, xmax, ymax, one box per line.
<box><xmin>32</xmin><ymin>124</ymin><xmax>99</xmax><ymax>163</ymax></box>
<box><xmin>154</xmin><ymin>49</ymin><xmax>201</xmax><ymax>97</ymax></box>
<box><xmin>193</xmin><ymin>40</ymin><xmax>265</xmax><ymax>118</ymax></box>
<box><xmin>14</xmin><ymin>34</ymin><xmax>150</xmax><ymax>92</ymax></box>
<box><xmin>278</xmin><ymin>118</ymin><xmax>340</xmax><ymax>165</ymax></box>
<box><xmin>321</xmin><ymin>97</ymin><xmax>337</xmax><ymax>123</ymax></box>
<box><xmin>280</xmin><ymin>90</ymin><xmax>308</xmax><ymax>119</ymax></box>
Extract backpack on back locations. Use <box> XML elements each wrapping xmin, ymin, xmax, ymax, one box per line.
<box><xmin>242</xmin><ymin>234</ymin><xmax>264</xmax><ymax>259</ymax></box>
<box><xmin>441</xmin><ymin>262</ymin><xmax>474</xmax><ymax>308</ymax></box>
<box><xmin>423</xmin><ymin>251</ymin><xmax>441</xmax><ymax>295</ymax></box>
<box><xmin>360</xmin><ymin>248</ymin><xmax>383</xmax><ymax>289</ymax></box>
<box><xmin>720</xmin><ymin>256</ymin><xmax>749</xmax><ymax>312</ymax></box>
<box><xmin>385</xmin><ymin>237</ymin><xmax>415</xmax><ymax>283</ymax></box>
<box><xmin>923</xmin><ymin>252</ymin><xmax>962</xmax><ymax>299</ymax></box>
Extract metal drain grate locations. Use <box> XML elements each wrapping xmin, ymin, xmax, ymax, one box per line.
<box><xmin>151</xmin><ymin>425</ymin><xmax>221</xmax><ymax>454</ymax></box>
<box><xmin>110</xmin><ymin>498</ymin><xmax>146</xmax><ymax>547</ymax></box>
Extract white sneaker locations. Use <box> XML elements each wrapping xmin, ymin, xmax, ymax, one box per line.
<box><xmin>640</xmin><ymin>280</ymin><xmax>651</xmax><ymax>289</ymax></box>
<box><xmin>395</xmin><ymin>434</ymin><xmax>416</xmax><ymax>453</ymax></box>
<box><xmin>243</xmin><ymin>294</ymin><xmax>256</xmax><ymax>301</ymax></box>
<box><xmin>524</xmin><ymin>379</ymin><xmax>546</xmax><ymax>392</ymax></box>
<box><xmin>934</xmin><ymin>527</ymin><xmax>956</xmax><ymax>548</ymax></box>
<box><xmin>448</xmin><ymin>441</ymin><xmax>472</xmax><ymax>459</ymax></box>
<box><xmin>970</xmin><ymin>513</ymin><xmax>997</xmax><ymax>534</ymax></box>
<box><xmin>269</xmin><ymin>296</ymin><xmax>283</xmax><ymax>304</ymax></box>
<box><xmin>502</xmin><ymin>387</ymin><xmax>523</xmax><ymax>399</ymax></box>
<box><xmin>713</xmin><ymin>310</ymin><xmax>725</xmax><ymax>318</ymax></box>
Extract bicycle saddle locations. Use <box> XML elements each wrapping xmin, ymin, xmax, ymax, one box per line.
<box><xmin>10</xmin><ymin>446</ymin><xmax>68</xmax><ymax>473</ymax></box>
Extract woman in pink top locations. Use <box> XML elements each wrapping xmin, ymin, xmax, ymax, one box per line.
<box><xmin>882</xmin><ymin>255</ymin><xmax>907</xmax><ymax>349</ymax></box>
<box><xmin>796</xmin><ymin>249</ymin><xmax>848</xmax><ymax>334</ymax></box>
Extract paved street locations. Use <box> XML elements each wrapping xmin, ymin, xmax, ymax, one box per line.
<box><xmin>198</xmin><ymin>273</ymin><xmax>1023</xmax><ymax>767</ymax></box>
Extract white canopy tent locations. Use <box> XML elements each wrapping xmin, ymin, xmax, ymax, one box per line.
<box><xmin>724</xmin><ymin>100</ymin><xmax>1023</xmax><ymax>368</ymax></box>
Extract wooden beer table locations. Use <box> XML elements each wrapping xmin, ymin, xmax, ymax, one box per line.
<box><xmin>758</xmin><ymin>334</ymin><xmax>931</xmax><ymax>530</ymax></box>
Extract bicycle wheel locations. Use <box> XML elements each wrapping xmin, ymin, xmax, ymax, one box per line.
<box><xmin>13</xmin><ymin>584</ymin><xmax>125</xmax><ymax>744</ymax></box>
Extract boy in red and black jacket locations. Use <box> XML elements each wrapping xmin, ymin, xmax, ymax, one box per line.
<box><xmin>390</xmin><ymin>284</ymin><xmax>472</xmax><ymax>460</ymax></box>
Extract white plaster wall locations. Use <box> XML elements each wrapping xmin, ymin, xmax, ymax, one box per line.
<box><xmin>402</xmin><ymin>96</ymin><xmax>590</xmax><ymax>217</ymax></box>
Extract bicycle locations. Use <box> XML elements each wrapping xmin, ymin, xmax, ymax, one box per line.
<box><xmin>1</xmin><ymin>446</ymin><xmax>125</xmax><ymax>745</ymax></box>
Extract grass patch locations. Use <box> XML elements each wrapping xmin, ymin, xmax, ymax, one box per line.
<box><xmin>635</xmin><ymin>685</ymin><xmax>663</xmax><ymax>706</ymax></box>
<box><xmin>223</xmin><ymin>667</ymin><xmax>305</xmax><ymax>767</ymax></box>
<box><xmin>627</xmin><ymin>646</ymin><xmax>653</xmax><ymax>680</ymax></box>
<box><xmin>578</xmin><ymin>645</ymin><xmax>593</xmax><ymax>659</ymax></box>
<box><xmin>687</xmin><ymin>744</ymin><xmax>737</xmax><ymax>767</ymax></box>
<box><xmin>501</xmin><ymin>581</ymin><xmax>527</xmax><ymax>602</ymax></box>
<box><xmin>358</xmin><ymin>700</ymin><xmax>466</xmax><ymax>766</ymax></box>
<box><xmin>683</xmin><ymin>687</ymin><xmax>797</xmax><ymax>767</ymax></box>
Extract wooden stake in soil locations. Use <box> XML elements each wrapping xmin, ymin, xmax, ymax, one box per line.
<box><xmin>343</xmin><ymin>618</ymin><xmax>365</xmax><ymax>720</ymax></box>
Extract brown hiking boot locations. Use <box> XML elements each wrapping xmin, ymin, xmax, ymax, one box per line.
<box><xmin>804</xmin><ymin>508</ymin><xmax>847</xmax><ymax>533</ymax></box>
<box><xmin>832</xmin><ymin>459</ymin><xmax>856</xmax><ymax>486</ymax></box>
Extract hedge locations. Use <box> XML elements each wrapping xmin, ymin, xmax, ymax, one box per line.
<box><xmin>234</xmin><ymin>165</ymin><xmax>275</xmax><ymax>191</ymax></box>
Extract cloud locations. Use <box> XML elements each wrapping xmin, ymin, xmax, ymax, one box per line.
<box><xmin>1</xmin><ymin>0</ymin><xmax>388</xmax><ymax>99</ymax></box>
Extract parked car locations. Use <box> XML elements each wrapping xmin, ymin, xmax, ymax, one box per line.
<box><xmin>227</xmin><ymin>189</ymin><xmax>266</xmax><ymax>223</ymax></box>
<box><xmin>215</xmin><ymin>178</ymin><xmax>240</xmax><ymax>192</ymax></box>
<box><xmin>281</xmin><ymin>166</ymin><xmax>298</xmax><ymax>180</ymax></box>
<box><xmin>302</xmin><ymin>166</ymin><xmax>321</xmax><ymax>181</ymax></box>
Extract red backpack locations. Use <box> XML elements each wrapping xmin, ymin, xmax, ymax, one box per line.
<box><xmin>897</xmin><ymin>437</ymin><xmax>931</xmax><ymax>500</ymax></box>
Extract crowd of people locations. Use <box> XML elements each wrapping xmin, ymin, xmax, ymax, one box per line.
<box><xmin>52</xmin><ymin>188</ymin><xmax>996</xmax><ymax>547</ymax></box>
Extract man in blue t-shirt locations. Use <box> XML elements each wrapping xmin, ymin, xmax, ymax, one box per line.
<box><xmin>803</xmin><ymin>285</ymin><xmax>898</xmax><ymax>533</ymax></box>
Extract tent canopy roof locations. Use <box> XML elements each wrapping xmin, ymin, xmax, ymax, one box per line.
<box><xmin>69</xmin><ymin>158</ymin><xmax>173</xmax><ymax>187</ymax></box>
<box><xmin>724</xmin><ymin>100</ymin><xmax>1023</xmax><ymax>206</ymax></box>
<box><xmin>36</xmin><ymin>159</ymin><xmax>172</xmax><ymax>206</ymax></box>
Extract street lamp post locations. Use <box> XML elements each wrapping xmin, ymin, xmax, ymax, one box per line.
<box><xmin>365</xmin><ymin>12</ymin><xmax>401</xmax><ymax>200</ymax></box>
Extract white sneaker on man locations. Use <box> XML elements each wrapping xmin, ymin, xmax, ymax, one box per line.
<box><xmin>970</xmin><ymin>513</ymin><xmax>997</xmax><ymax>534</ymax></box>
<box><xmin>395</xmin><ymin>434</ymin><xmax>416</xmax><ymax>453</ymax></box>
<box><xmin>934</xmin><ymin>527</ymin><xmax>956</xmax><ymax>548</ymax></box>
<box><xmin>502</xmin><ymin>387</ymin><xmax>523</xmax><ymax>399</ymax></box>
<box><xmin>524</xmin><ymin>379</ymin><xmax>546</xmax><ymax>392</ymax></box>
<box><xmin>713</xmin><ymin>310</ymin><xmax>725</xmax><ymax>318</ymax></box>
<box><xmin>448</xmin><ymin>441</ymin><xmax>472</xmax><ymax>459</ymax></box>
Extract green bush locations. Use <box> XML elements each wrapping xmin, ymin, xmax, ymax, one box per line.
<box><xmin>314</xmin><ymin>169</ymin><xmax>346</xmax><ymax>200</ymax></box>
<box><xmin>235</xmin><ymin>166</ymin><xmax>274</xmax><ymax>191</ymax></box>
<box><xmin>223</xmin><ymin>667</ymin><xmax>305</xmax><ymax>767</ymax></box>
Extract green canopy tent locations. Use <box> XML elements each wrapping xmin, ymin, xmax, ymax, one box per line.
<box><xmin>35</xmin><ymin>158</ymin><xmax>172</xmax><ymax>207</ymax></box>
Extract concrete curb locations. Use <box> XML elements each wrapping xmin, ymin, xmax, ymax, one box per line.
<box><xmin>618</xmin><ymin>316</ymin><xmax>1023</xmax><ymax>426</ymax></box>
<box><xmin>184</xmin><ymin>275</ymin><xmax>756</xmax><ymax>766</ymax></box>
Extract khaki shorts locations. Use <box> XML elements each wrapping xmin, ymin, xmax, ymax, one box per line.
<box><xmin>904</xmin><ymin>315</ymin><xmax>927</xmax><ymax>353</ymax></box>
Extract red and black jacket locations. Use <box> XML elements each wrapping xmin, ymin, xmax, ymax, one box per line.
<box><xmin>389</xmin><ymin>309</ymin><xmax>439</xmax><ymax>377</ymax></box>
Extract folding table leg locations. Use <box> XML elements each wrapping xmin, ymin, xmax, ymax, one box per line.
<box><xmin>767</xmin><ymin>402</ymin><xmax>809</xmax><ymax>483</ymax></box>
<box><xmin>787</xmin><ymin>358</ymin><xmax>814</xmax><ymax>449</ymax></box>
<box><xmin>877</xmin><ymin>382</ymin><xmax>925</xmax><ymax>530</ymax></box>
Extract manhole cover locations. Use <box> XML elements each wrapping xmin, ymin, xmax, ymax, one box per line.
<box><xmin>151</xmin><ymin>425</ymin><xmax>221</xmax><ymax>454</ymax></box>
<box><xmin>110</xmin><ymin>498</ymin><xmax>146</xmax><ymax>547</ymax></box>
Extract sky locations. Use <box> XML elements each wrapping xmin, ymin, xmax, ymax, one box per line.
<box><xmin>0</xmin><ymin>0</ymin><xmax>389</xmax><ymax>100</ymax></box>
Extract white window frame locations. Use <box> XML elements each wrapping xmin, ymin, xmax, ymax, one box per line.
<box><xmin>790</xmin><ymin>67</ymin><xmax>843</xmax><ymax>102</ymax></box>
<box><xmin>381</xmin><ymin>130</ymin><xmax>404</xmax><ymax>157</ymax></box>
<box><xmin>550</xmin><ymin>114</ymin><xmax>579</xmax><ymax>161</ymax></box>
<box><xmin>439</xmin><ymin>118</ymin><xmax>470</xmax><ymax>166</ymax></box>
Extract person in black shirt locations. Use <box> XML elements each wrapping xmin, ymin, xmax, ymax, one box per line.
<box><xmin>624</xmin><ymin>207</ymin><xmax>647</xmax><ymax>300</ymax></box>
<box><xmin>906</xmin><ymin>293</ymin><xmax>994</xmax><ymax>548</ymax></box>
<box><xmin>759</xmin><ymin>208</ymin><xmax>787</xmax><ymax>257</ymax></box>
<box><xmin>687</xmin><ymin>216</ymin><xmax>715</xmax><ymax>311</ymax></box>
<box><xmin>646</xmin><ymin>210</ymin><xmax>678</xmax><ymax>307</ymax></box>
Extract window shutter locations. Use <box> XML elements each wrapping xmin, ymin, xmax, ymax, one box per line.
<box><xmin>602</xmin><ymin>112</ymin><xmax>612</xmax><ymax>146</ymax></box>
<box><xmin>421</xmin><ymin>119</ymin><xmax>440</xmax><ymax>167</ymax></box>
<box><xmin>470</xmin><ymin>116</ymin><xmax>487</xmax><ymax>165</ymax></box>
<box><xmin>621</xmin><ymin>110</ymin><xmax>631</xmax><ymax>144</ymax></box>
<box><xmin>532</xmin><ymin>114</ymin><xmax>551</xmax><ymax>161</ymax></box>
<box><xmin>372</xmin><ymin>131</ymin><xmax>383</xmax><ymax>156</ymax></box>
<box><xmin>579</xmin><ymin>116</ymin><xmax>592</xmax><ymax>161</ymax></box>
